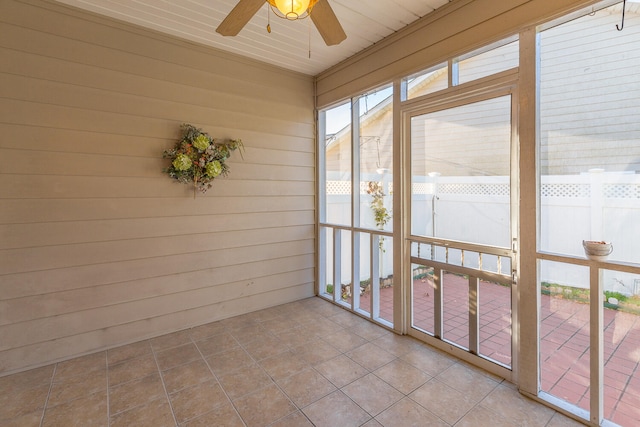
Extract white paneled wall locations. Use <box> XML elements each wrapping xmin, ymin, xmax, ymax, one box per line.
<box><xmin>0</xmin><ymin>0</ymin><xmax>315</xmax><ymax>374</ymax></box>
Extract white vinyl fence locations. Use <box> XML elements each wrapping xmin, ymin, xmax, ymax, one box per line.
<box><xmin>326</xmin><ymin>169</ymin><xmax>640</xmax><ymax>295</ymax></box>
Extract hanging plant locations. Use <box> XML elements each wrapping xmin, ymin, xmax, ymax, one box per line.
<box><xmin>163</xmin><ymin>123</ymin><xmax>243</xmax><ymax>194</ymax></box>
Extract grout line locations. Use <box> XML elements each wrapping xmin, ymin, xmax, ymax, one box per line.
<box><xmin>38</xmin><ymin>363</ymin><xmax>57</xmax><ymax>427</ymax></box>
<box><xmin>192</xmin><ymin>331</ymin><xmax>248</xmax><ymax>427</ymax></box>
<box><xmin>150</xmin><ymin>343</ymin><xmax>179</xmax><ymax>427</ymax></box>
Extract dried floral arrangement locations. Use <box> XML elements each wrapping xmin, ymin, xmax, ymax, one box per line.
<box><xmin>163</xmin><ymin>123</ymin><xmax>243</xmax><ymax>194</ymax></box>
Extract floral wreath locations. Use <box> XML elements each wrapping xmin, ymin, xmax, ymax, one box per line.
<box><xmin>163</xmin><ymin>123</ymin><xmax>243</xmax><ymax>194</ymax></box>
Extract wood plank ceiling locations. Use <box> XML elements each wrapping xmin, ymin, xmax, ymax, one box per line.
<box><xmin>53</xmin><ymin>0</ymin><xmax>449</xmax><ymax>76</ymax></box>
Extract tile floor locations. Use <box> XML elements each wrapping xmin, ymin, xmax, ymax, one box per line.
<box><xmin>0</xmin><ymin>297</ymin><xmax>585</xmax><ymax>427</ymax></box>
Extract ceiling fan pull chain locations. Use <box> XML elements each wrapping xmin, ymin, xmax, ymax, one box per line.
<box><xmin>267</xmin><ymin>5</ymin><xmax>272</xmax><ymax>33</ymax></box>
<box><xmin>308</xmin><ymin>16</ymin><xmax>312</xmax><ymax>58</ymax></box>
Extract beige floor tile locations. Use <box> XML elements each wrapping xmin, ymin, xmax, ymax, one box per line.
<box><xmin>310</xmin><ymin>317</ymin><xmax>343</xmax><ymax>336</ymax></box>
<box><xmin>435</xmin><ymin>361</ymin><xmax>500</xmax><ymax>402</ymax></box>
<box><xmin>243</xmin><ymin>307</ymin><xmax>282</xmax><ymax>323</ymax></box>
<box><xmin>274</xmin><ymin>326</ymin><xmax>318</xmax><ymax>349</ymax></box>
<box><xmin>220</xmin><ymin>314</ymin><xmax>258</xmax><ymax>331</ymax></box>
<box><xmin>218</xmin><ymin>363</ymin><xmax>273</xmax><ymax>399</ymax></box>
<box><xmin>241</xmin><ymin>334</ymin><xmax>287</xmax><ymax>361</ymax></box>
<box><xmin>302</xmin><ymin>390</ymin><xmax>371</xmax><ymax>427</ymax></box>
<box><xmin>162</xmin><ymin>359</ymin><xmax>214</xmax><ymax>394</ymax></box>
<box><xmin>54</xmin><ymin>352</ymin><xmax>106</xmax><ymax>381</ymax></box>
<box><xmin>109</xmin><ymin>373</ymin><xmax>166</xmax><ymax>415</ymax></box>
<box><xmin>346</xmin><ymin>342</ymin><xmax>396</xmax><ymax>371</ymax></box>
<box><xmin>296</xmin><ymin>307</ymin><xmax>332</xmax><ymax>322</ymax></box>
<box><xmin>195</xmin><ymin>332</ymin><xmax>240</xmax><ymax>357</ymax></box>
<box><xmin>277</xmin><ymin>368</ymin><xmax>336</xmax><ymax>408</ymax></box>
<box><xmin>155</xmin><ymin>343</ymin><xmax>201</xmax><ymax>371</ymax></box>
<box><xmin>169</xmin><ymin>379</ymin><xmax>228</xmax><ymax>424</ymax></box>
<box><xmin>47</xmin><ymin>370</ymin><xmax>107</xmax><ymax>407</ymax></box>
<box><xmin>0</xmin><ymin>383</ymin><xmax>50</xmax><ymax>420</ymax></box>
<box><xmin>455</xmin><ymin>405</ymin><xmax>517</xmax><ymax>427</ymax></box>
<box><xmin>109</xmin><ymin>397</ymin><xmax>175</xmax><ymax>427</ymax></box>
<box><xmin>259</xmin><ymin>317</ymin><xmax>302</xmax><ymax>335</ymax></box>
<box><xmin>150</xmin><ymin>330</ymin><xmax>192</xmax><ymax>352</ymax></box>
<box><xmin>189</xmin><ymin>321</ymin><xmax>226</xmax><ymax>341</ymax></box>
<box><xmin>181</xmin><ymin>401</ymin><xmax>244</xmax><ymax>427</ymax></box>
<box><xmin>375</xmin><ymin>397</ymin><xmax>448</xmax><ymax>427</ymax></box>
<box><xmin>322</xmin><ymin>330</ymin><xmax>368</xmax><ymax>353</ymax></box>
<box><xmin>481</xmin><ymin>384</ymin><xmax>556</xmax><ymax>427</ymax></box>
<box><xmin>330</xmin><ymin>311</ymin><xmax>368</xmax><ymax>328</ymax></box>
<box><xmin>0</xmin><ymin>365</ymin><xmax>54</xmax><ymax>393</ymax></box>
<box><xmin>42</xmin><ymin>390</ymin><xmax>107</xmax><ymax>427</ymax></box>
<box><xmin>371</xmin><ymin>333</ymin><xmax>425</xmax><ymax>357</ymax></box>
<box><xmin>351</xmin><ymin>321</ymin><xmax>391</xmax><ymax>341</ymax></box>
<box><xmin>206</xmin><ymin>347</ymin><xmax>254</xmax><ymax>376</ymax></box>
<box><xmin>342</xmin><ymin>373</ymin><xmax>403</xmax><ymax>416</ymax></box>
<box><xmin>374</xmin><ymin>358</ymin><xmax>431</xmax><ymax>394</ymax></box>
<box><xmin>108</xmin><ymin>353</ymin><xmax>158</xmax><ymax>386</ymax></box>
<box><xmin>228</xmin><ymin>324</ymin><xmax>270</xmax><ymax>345</ymax></box>
<box><xmin>268</xmin><ymin>411</ymin><xmax>314</xmax><ymax>427</ymax></box>
<box><xmin>546</xmin><ymin>412</ymin><xmax>588</xmax><ymax>426</ymax></box>
<box><xmin>311</xmin><ymin>306</ymin><xmax>345</xmax><ymax>320</ymax></box>
<box><xmin>258</xmin><ymin>350</ymin><xmax>311</xmax><ymax>381</ymax></box>
<box><xmin>286</xmin><ymin>311</ymin><xmax>324</xmax><ymax>326</ymax></box>
<box><xmin>315</xmin><ymin>354</ymin><xmax>369</xmax><ymax>388</ymax></box>
<box><xmin>234</xmin><ymin>383</ymin><xmax>297</xmax><ymax>427</ymax></box>
<box><xmin>1</xmin><ymin>410</ymin><xmax>43</xmax><ymax>427</ymax></box>
<box><xmin>308</xmin><ymin>298</ymin><xmax>342</xmax><ymax>312</ymax></box>
<box><xmin>400</xmin><ymin>345</ymin><xmax>456</xmax><ymax>376</ymax></box>
<box><xmin>361</xmin><ymin>419</ymin><xmax>383</xmax><ymax>427</ymax></box>
<box><xmin>107</xmin><ymin>340</ymin><xmax>152</xmax><ymax>365</ymax></box>
<box><xmin>293</xmin><ymin>338</ymin><xmax>341</xmax><ymax>366</ymax></box>
<box><xmin>409</xmin><ymin>378</ymin><xmax>477</xmax><ymax>425</ymax></box>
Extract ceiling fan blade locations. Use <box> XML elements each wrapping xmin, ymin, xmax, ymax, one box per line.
<box><xmin>311</xmin><ymin>0</ymin><xmax>347</xmax><ymax>46</ymax></box>
<box><xmin>216</xmin><ymin>0</ymin><xmax>265</xmax><ymax>36</ymax></box>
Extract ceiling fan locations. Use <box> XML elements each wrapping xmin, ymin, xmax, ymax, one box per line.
<box><xmin>216</xmin><ymin>0</ymin><xmax>347</xmax><ymax>46</ymax></box>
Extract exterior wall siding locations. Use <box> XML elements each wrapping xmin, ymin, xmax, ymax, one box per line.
<box><xmin>0</xmin><ymin>0</ymin><xmax>315</xmax><ymax>374</ymax></box>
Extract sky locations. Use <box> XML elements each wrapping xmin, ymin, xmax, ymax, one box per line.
<box><xmin>324</xmin><ymin>86</ymin><xmax>393</xmax><ymax>135</ymax></box>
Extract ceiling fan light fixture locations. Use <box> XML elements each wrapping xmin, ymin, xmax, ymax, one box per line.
<box><xmin>216</xmin><ymin>0</ymin><xmax>346</xmax><ymax>47</ymax></box>
<box><xmin>268</xmin><ymin>0</ymin><xmax>317</xmax><ymax>20</ymax></box>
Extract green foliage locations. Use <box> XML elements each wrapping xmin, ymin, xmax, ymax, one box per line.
<box><xmin>604</xmin><ymin>291</ymin><xmax>628</xmax><ymax>302</ymax></box>
<box><xmin>366</xmin><ymin>181</ymin><xmax>391</xmax><ymax>230</ymax></box>
<box><xmin>366</xmin><ymin>181</ymin><xmax>391</xmax><ymax>250</ymax></box>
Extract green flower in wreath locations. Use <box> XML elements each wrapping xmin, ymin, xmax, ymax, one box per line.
<box><xmin>206</xmin><ymin>160</ymin><xmax>222</xmax><ymax>177</ymax></box>
<box><xmin>193</xmin><ymin>134</ymin><xmax>210</xmax><ymax>151</ymax></box>
<box><xmin>172</xmin><ymin>153</ymin><xmax>192</xmax><ymax>171</ymax></box>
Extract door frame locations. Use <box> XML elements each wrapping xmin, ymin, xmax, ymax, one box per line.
<box><xmin>398</xmin><ymin>73</ymin><xmax>520</xmax><ymax>382</ymax></box>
